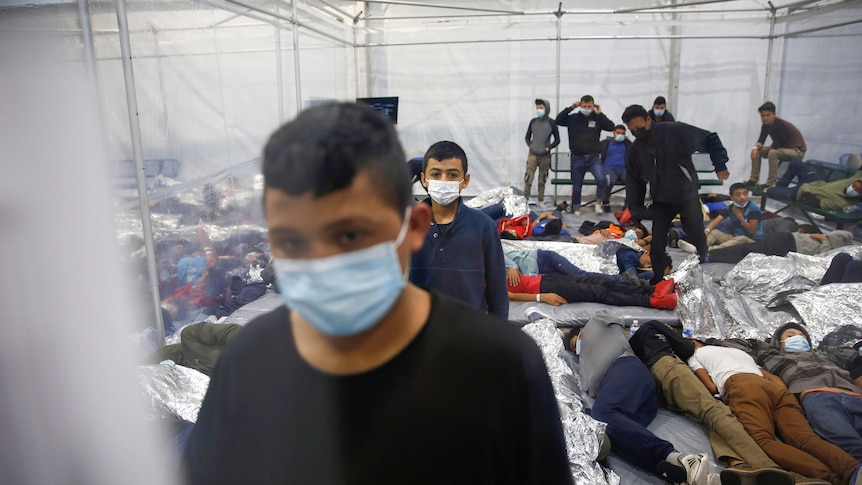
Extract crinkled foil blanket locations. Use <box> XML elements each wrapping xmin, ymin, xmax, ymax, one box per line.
<box><xmin>523</xmin><ymin>320</ymin><xmax>620</xmax><ymax>485</ymax></box>
<box><xmin>138</xmin><ymin>363</ymin><xmax>209</xmax><ymax>424</ymax></box>
<box><xmin>676</xmin><ymin>245</ymin><xmax>862</xmax><ymax>344</ymax></box>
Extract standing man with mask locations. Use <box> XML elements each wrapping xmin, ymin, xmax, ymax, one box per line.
<box><xmin>747</xmin><ymin>101</ymin><xmax>807</xmax><ymax>189</ymax></box>
<box><xmin>184</xmin><ymin>103</ymin><xmax>571</xmax><ymax>484</ymax></box>
<box><xmin>649</xmin><ymin>96</ymin><xmax>676</xmax><ymax>123</ymax></box>
<box><xmin>523</xmin><ymin>99</ymin><xmax>560</xmax><ymax>209</ymax></box>
<box><xmin>410</xmin><ymin>140</ymin><xmax>509</xmax><ymax>319</ymax></box>
<box><xmin>556</xmin><ymin>95</ymin><xmax>615</xmax><ymax>214</ymax></box>
<box><xmin>622</xmin><ymin>104</ymin><xmax>730</xmax><ymax>282</ymax></box>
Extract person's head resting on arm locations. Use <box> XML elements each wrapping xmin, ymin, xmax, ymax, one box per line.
<box><xmin>262</xmin><ymin>102</ymin><xmax>433</xmax><ymax>371</ymax></box>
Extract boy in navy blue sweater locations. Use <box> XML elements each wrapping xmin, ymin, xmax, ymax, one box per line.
<box><xmin>410</xmin><ymin>141</ymin><xmax>509</xmax><ymax>319</ymax></box>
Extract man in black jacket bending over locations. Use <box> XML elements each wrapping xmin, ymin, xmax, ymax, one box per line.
<box><xmin>622</xmin><ymin>105</ymin><xmax>730</xmax><ymax>282</ymax></box>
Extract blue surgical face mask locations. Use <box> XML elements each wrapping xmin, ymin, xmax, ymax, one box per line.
<box><xmin>614</xmin><ymin>134</ymin><xmax>626</xmax><ymax>142</ymax></box>
<box><xmin>846</xmin><ymin>185</ymin><xmax>859</xmax><ymax>198</ymax></box>
<box><xmin>732</xmin><ymin>201</ymin><xmax>747</xmax><ymax>208</ymax></box>
<box><xmin>536</xmin><ymin>109</ymin><xmax>545</xmax><ymax>118</ymax></box>
<box><xmin>654</xmin><ymin>109</ymin><xmax>665</xmax><ymax>117</ymax></box>
<box><xmin>273</xmin><ymin>209</ymin><xmax>411</xmax><ymax>337</ymax></box>
<box><xmin>783</xmin><ymin>334</ymin><xmax>810</xmax><ymax>353</ymax></box>
<box><xmin>624</xmin><ymin>229</ymin><xmax>638</xmax><ymax>241</ymax></box>
<box><xmin>580</xmin><ymin>108</ymin><xmax>593</xmax><ymax>115</ymax></box>
<box><xmin>575</xmin><ymin>338</ymin><xmax>582</xmax><ymax>355</ymax></box>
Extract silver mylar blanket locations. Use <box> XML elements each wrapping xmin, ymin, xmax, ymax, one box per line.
<box><xmin>138</xmin><ymin>363</ymin><xmax>209</xmax><ymax>424</ymax></box>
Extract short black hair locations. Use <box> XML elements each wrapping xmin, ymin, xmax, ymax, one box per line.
<box><xmin>544</xmin><ymin>218</ymin><xmax>563</xmax><ymax>236</ymax></box>
<box><xmin>653</xmin><ymin>96</ymin><xmax>667</xmax><ymax>106</ymax></box>
<box><xmin>614</xmin><ymin>124</ymin><xmax>626</xmax><ymax>132</ymax></box>
<box><xmin>622</xmin><ymin>105</ymin><xmax>649</xmax><ymax>124</ymax></box>
<box><xmin>262</xmin><ymin>102</ymin><xmax>410</xmax><ymax>213</ymax></box>
<box><xmin>563</xmin><ymin>324</ymin><xmax>585</xmax><ymax>352</ymax></box>
<box><xmin>500</xmin><ymin>230</ymin><xmax>520</xmax><ymax>240</ymax></box>
<box><xmin>534</xmin><ymin>99</ymin><xmax>545</xmax><ymax>108</ymax></box>
<box><xmin>580</xmin><ymin>94</ymin><xmax>594</xmax><ymax>104</ymax></box>
<box><xmin>635</xmin><ymin>221</ymin><xmax>650</xmax><ymax>238</ymax></box>
<box><xmin>797</xmin><ymin>224</ymin><xmax>820</xmax><ymax>234</ymax></box>
<box><xmin>758</xmin><ymin>101</ymin><xmax>776</xmax><ymax>114</ymax></box>
<box><xmin>423</xmin><ymin>140</ymin><xmax>468</xmax><ymax>174</ymax></box>
<box><xmin>729</xmin><ymin>182</ymin><xmax>748</xmax><ymax>196</ymax></box>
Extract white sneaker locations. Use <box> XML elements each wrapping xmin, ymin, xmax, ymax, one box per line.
<box><xmin>706</xmin><ymin>473</ymin><xmax>721</xmax><ymax>485</ymax></box>
<box><xmin>524</xmin><ymin>306</ymin><xmax>551</xmax><ymax>322</ymax></box>
<box><xmin>573</xmin><ymin>209</ymin><xmax>582</xmax><ymax>216</ymax></box>
<box><xmin>679</xmin><ymin>453</ymin><xmax>708</xmax><ymax>485</ymax></box>
<box><xmin>677</xmin><ymin>239</ymin><xmax>697</xmax><ymax>254</ymax></box>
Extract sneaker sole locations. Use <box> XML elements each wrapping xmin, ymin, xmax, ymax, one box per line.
<box><xmin>719</xmin><ymin>468</ymin><xmax>794</xmax><ymax>485</ymax></box>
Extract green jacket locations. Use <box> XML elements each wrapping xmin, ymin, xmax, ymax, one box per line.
<box><xmin>797</xmin><ymin>171</ymin><xmax>862</xmax><ymax>210</ymax></box>
<box><xmin>148</xmin><ymin>322</ymin><xmax>242</xmax><ymax>376</ymax></box>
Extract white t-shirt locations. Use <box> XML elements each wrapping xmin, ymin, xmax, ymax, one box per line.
<box><xmin>688</xmin><ymin>346</ymin><xmax>763</xmax><ymax>396</ymax></box>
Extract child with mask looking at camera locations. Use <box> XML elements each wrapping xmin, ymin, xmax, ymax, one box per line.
<box><xmin>409</xmin><ymin>140</ymin><xmax>509</xmax><ymax>319</ymax></box>
<box><xmin>184</xmin><ymin>103</ymin><xmax>571</xmax><ymax>484</ymax></box>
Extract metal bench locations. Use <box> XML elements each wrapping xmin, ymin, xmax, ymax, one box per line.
<box><xmin>750</xmin><ymin>159</ymin><xmax>862</xmax><ymax>229</ymax></box>
<box><xmin>549</xmin><ymin>151</ymin><xmax>724</xmax><ymax>207</ymax></box>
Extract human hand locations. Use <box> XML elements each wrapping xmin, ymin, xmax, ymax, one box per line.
<box><xmin>572</xmin><ymin>100</ymin><xmax>581</xmax><ymax>109</ymax></box>
<box><xmin>594</xmin><ymin>103</ymin><xmax>602</xmax><ymax>114</ymax></box>
<box><xmin>506</xmin><ymin>267</ymin><xmax>521</xmax><ymax>286</ymax></box>
<box><xmin>750</xmin><ymin>148</ymin><xmax>759</xmax><ymax>159</ymax></box>
<box><xmin>542</xmin><ymin>293</ymin><xmax>568</xmax><ymax>306</ymax></box>
<box><xmin>716</xmin><ymin>170</ymin><xmax>730</xmax><ymax>181</ymax></box>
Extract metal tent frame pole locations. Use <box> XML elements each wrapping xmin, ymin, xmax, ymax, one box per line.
<box><xmin>292</xmin><ymin>0</ymin><xmax>303</xmax><ymax>111</ymax></box>
<box><xmin>115</xmin><ymin>0</ymin><xmax>166</xmax><ymax>346</ymax></box>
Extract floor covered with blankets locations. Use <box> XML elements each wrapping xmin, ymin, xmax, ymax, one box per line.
<box><xmin>138</xmin><ymin>187</ymin><xmax>862</xmax><ymax>484</ymax></box>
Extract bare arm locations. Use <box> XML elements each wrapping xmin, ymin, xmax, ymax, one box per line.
<box><xmin>693</xmin><ymin>368</ymin><xmax>719</xmax><ymax>395</ymax></box>
<box><xmin>508</xmin><ymin>292</ymin><xmax>568</xmax><ymax>306</ymax></box>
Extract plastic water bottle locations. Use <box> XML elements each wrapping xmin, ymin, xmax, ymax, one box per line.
<box><xmin>630</xmin><ymin>319</ymin><xmax>640</xmax><ymax>337</ymax></box>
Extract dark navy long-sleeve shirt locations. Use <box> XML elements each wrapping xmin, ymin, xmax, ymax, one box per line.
<box><xmin>410</xmin><ymin>198</ymin><xmax>509</xmax><ymax>320</ymax></box>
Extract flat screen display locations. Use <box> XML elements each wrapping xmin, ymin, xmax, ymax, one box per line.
<box><xmin>357</xmin><ymin>96</ymin><xmax>398</xmax><ymax>124</ymax></box>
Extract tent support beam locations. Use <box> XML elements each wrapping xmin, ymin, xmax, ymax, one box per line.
<box><xmin>667</xmin><ymin>0</ymin><xmax>681</xmax><ymax>116</ymax></box>
<box><xmin>115</xmin><ymin>0</ymin><xmax>166</xmax><ymax>346</ymax></box>
<box><xmin>764</xmin><ymin>3</ymin><xmax>777</xmax><ymax>101</ymax></box>
<box><xmin>554</xmin><ymin>2</ymin><xmax>562</xmax><ymax>135</ymax></box>
<box><xmin>292</xmin><ymin>0</ymin><xmax>302</xmax><ymax>111</ymax></box>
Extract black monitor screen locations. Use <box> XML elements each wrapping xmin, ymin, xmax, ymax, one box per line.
<box><xmin>357</xmin><ymin>96</ymin><xmax>399</xmax><ymax>124</ymax></box>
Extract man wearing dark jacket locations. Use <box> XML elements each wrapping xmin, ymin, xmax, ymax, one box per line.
<box><xmin>599</xmin><ymin>125</ymin><xmax>631</xmax><ymax>212</ymax></box>
<box><xmin>556</xmin><ymin>94</ymin><xmax>615</xmax><ymax>214</ymax></box>
<box><xmin>622</xmin><ymin>104</ymin><xmax>730</xmax><ymax>282</ymax></box>
<box><xmin>523</xmin><ymin>99</ymin><xmax>560</xmax><ymax>207</ymax></box>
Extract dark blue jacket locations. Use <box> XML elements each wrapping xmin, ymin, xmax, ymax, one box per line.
<box><xmin>410</xmin><ymin>198</ymin><xmax>509</xmax><ymax>319</ymax></box>
<box><xmin>625</xmin><ymin>121</ymin><xmax>729</xmax><ymax>209</ymax></box>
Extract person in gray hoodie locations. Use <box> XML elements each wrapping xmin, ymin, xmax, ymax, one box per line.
<box><xmin>523</xmin><ymin>99</ymin><xmax>560</xmax><ymax>207</ymax></box>
<box><xmin>566</xmin><ymin>311</ymin><xmax>709</xmax><ymax>485</ymax></box>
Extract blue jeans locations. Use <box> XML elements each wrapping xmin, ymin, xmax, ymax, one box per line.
<box><xmin>767</xmin><ymin>159</ymin><xmax>821</xmax><ymax>201</ymax></box>
<box><xmin>537</xmin><ymin>249</ymin><xmax>622</xmax><ymax>281</ymax></box>
<box><xmin>802</xmin><ymin>391</ymin><xmax>862</xmax><ymax>461</ymax></box>
<box><xmin>570</xmin><ymin>153</ymin><xmax>606</xmax><ymax>208</ymax></box>
<box><xmin>604</xmin><ymin>168</ymin><xmax>626</xmax><ymax>204</ymax></box>
<box><xmin>590</xmin><ymin>356</ymin><xmax>674</xmax><ymax>474</ymax></box>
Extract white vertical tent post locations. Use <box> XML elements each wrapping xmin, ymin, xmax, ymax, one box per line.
<box><xmin>292</xmin><ymin>0</ymin><xmax>302</xmax><ymax>110</ymax></box>
<box><xmin>275</xmin><ymin>7</ymin><xmax>286</xmax><ymax>124</ymax></box>
<box><xmin>667</xmin><ymin>0</ymin><xmax>681</xmax><ymax>111</ymax></box>
<box><xmin>553</xmin><ymin>2</ymin><xmax>563</xmax><ymax>205</ymax></box>
<box><xmin>77</xmin><ymin>0</ymin><xmax>99</xmax><ymax>93</ymax></box>
<box><xmin>115</xmin><ymin>0</ymin><xmax>166</xmax><ymax>346</ymax></box>
<box><xmin>764</xmin><ymin>2</ymin><xmax>778</xmax><ymax>102</ymax></box>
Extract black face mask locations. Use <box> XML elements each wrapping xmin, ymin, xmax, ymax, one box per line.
<box><xmin>632</xmin><ymin>127</ymin><xmax>651</xmax><ymax>141</ymax></box>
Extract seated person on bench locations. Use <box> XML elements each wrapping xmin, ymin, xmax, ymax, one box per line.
<box><xmin>766</xmin><ymin>159</ymin><xmax>862</xmax><ymax>210</ymax></box>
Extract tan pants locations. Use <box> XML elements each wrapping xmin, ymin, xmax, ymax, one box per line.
<box><xmin>725</xmin><ymin>373</ymin><xmax>859</xmax><ymax>485</ymax></box>
<box><xmin>524</xmin><ymin>153</ymin><xmax>551</xmax><ymax>200</ymax></box>
<box><xmin>707</xmin><ymin>229</ymin><xmax>755</xmax><ymax>250</ymax></box>
<box><xmin>750</xmin><ymin>147</ymin><xmax>805</xmax><ymax>186</ymax></box>
<box><xmin>649</xmin><ymin>355</ymin><xmax>778</xmax><ymax>468</ymax></box>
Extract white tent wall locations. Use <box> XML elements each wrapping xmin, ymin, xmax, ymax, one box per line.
<box><xmin>779</xmin><ymin>8</ymin><xmax>862</xmax><ymax>164</ymax></box>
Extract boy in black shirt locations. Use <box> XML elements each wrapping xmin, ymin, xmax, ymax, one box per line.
<box><xmin>184</xmin><ymin>102</ymin><xmax>572</xmax><ymax>485</ymax></box>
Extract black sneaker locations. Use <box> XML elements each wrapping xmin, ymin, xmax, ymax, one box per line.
<box><xmin>602</xmin><ymin>203</ymin><xmax>611</xmax><ymax>212</ymax></box>
<box><xmin>668</xmin><ymin>228</ymin><xmax>680</xmax><ymax>248</ymax></box>
<box><xmin>757</xmin><ymin>183</ymin><xmax>775</xmax><ymax>191</ymax></box>
<box><xmin>744</xmin><ymin>179</ymin><xmax>759</xmax><ymax>187</ymax></box>
<box><xmin>556</xmin><ymin>201</ymin><xmax>569</xmax><ymax>212</ymax></box>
